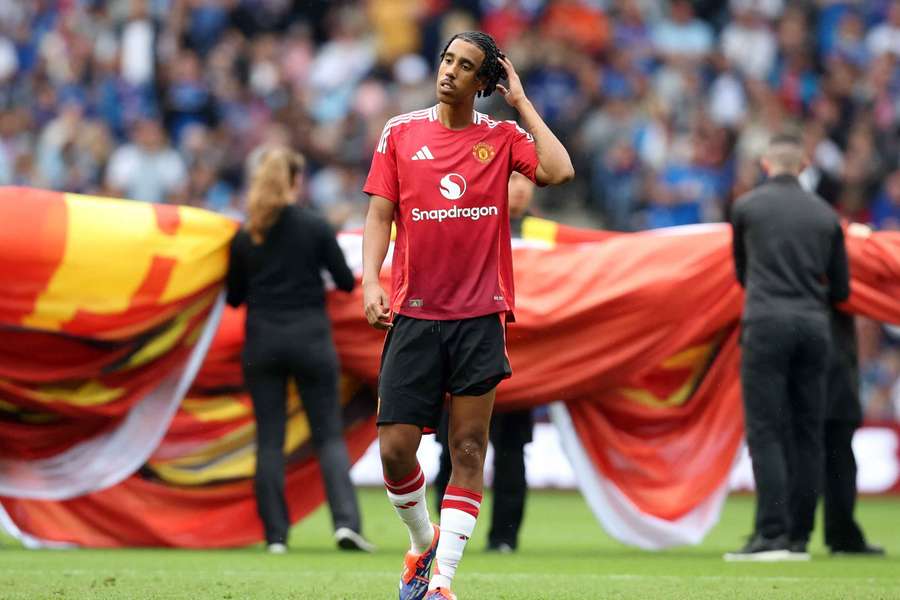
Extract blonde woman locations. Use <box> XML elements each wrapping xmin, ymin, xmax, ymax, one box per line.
<box><xmin>226</xmin><ymin>147</ymin><xmax>372</xmax><ymax>553</ymax></box>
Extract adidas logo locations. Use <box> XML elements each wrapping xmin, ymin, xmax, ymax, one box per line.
<box><xmin>411</xmin><ymin>146</ymin><xmax>435</xmax><ymax>160</ymax></box>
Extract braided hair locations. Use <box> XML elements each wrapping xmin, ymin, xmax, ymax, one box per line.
<box><xmin>440</xmin><ymin>31</ymin><xmax>507</xmax><ymax>97</ymax></box>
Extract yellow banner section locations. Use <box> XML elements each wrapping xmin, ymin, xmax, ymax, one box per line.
<box><xmin>619</xmin><ymin>342</ymin><xmax>716</xmax><ymax>409</ymax></box>
<box><xmin>24</xmin><ymin>194</ymin><xmax>235</xmax><ymax>332</ymax></box>
<box><xmin>149</xmin><ymin>410</ymin><xmax>311</xmax><ymax>486</ymax></box>
<box><xmin>522</xmin><ymin>216</ymin><xmax>560</xmax><ymax>245</ymax></box>
<box><xmin>180</xmin><ymin>397</ymin><xmax>252</xmax><ymax>423</ymax></box>
<box><xmin>124</xmin><ymin>292</ymin><xmax>217</xmax><ymax>369</ymax></box>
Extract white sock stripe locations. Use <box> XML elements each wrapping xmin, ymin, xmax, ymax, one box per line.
<box><xmin>385</xmin><ymin>475</ymin><xmax>425</xmax><ymax>499</ymax></box>
<box><xmin>442</xmin><ymin>494</ymin><xmax>481</xmax><ymax>509</ymax></box>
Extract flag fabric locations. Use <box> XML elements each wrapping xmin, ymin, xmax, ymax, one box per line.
<box><xmin>1</xmin><ymin>190</ymin><xmax>898</xmax><ymax>548</ymax></box>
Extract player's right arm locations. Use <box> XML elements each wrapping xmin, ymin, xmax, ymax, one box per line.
<box><xmin>362</xmin><ymin>195</ymin><xmax>394</xmax><ymax>329</ymax></box>
<box><xmin>362</xmin><ymin>117</ymin><xmax>401</xmax><ymax>329</ymax></box>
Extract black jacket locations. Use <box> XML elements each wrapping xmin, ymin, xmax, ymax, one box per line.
<box><xmin>731</xmin><ymin>174</ymin><xmax>850</xmax><ymax>323</ymax></box>
<box><xmin>226</xmin><ymin>205</ymin><xmax>354</xmax><ymax>311</ymax></box>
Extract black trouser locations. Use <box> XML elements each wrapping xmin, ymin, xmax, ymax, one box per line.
<box><xmin>740</xmin><ymin>315</ymin><xmax>828</xmax><ymax>541</ymax></box>
<box><xmin>434</xmin><ymin>409</ymin><xmax>533</xmax><ymax>549</ymax></box>
<box><xmin>823</xmin><ymin>419</ymin><xmax>866</xmax><ymax>550</ymax></box>
<box><xmin>243</xmin><ymin>308</ymin><xmax>361</xmax><ymax>544</ymax></box>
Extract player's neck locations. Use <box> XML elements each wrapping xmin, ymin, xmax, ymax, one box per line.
<box><xmin>436</xmin><ymin>101</ymin><xmax>475</xmax><ymax>130</ymax></box>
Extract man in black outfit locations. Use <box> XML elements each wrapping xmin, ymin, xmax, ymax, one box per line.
<box><xmin>819</xmin><ymin>308</ymin><xmax>884</xmax><ymax>556</ymax></box>
<box><xmin>725</xmin><ymin>134</ymin><xmax>850</xmax><ymax>561</ymax></box>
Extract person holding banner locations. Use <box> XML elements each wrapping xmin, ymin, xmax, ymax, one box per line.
<box><xmin>226</xmin><ymin>147</ymin><xmax>373</xmax><ymax>554</ymax></box>
<box><xmin>818</xmin><ymin>308</ymin><xmax>884</xmax><ymax>556</ymax></box>
<box><xmin>362</xmin><ymin>31</ymin><xmax>573</xmax><ymax>600</ymax></box>
<box><xmin>726</xmin><ymin>133</ymin><xmax>850</xmax><ymax>561</ymax></box>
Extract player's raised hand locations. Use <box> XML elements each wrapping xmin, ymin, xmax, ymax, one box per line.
<box><xmin>496</xmin><ymin>55</ymin><xmax>526</xmax><ymax>109</ymax></box>
<box><xmin>363</xmin><ymin>281</ymin><xmax>392</xmax><ymax>330</ymax></box>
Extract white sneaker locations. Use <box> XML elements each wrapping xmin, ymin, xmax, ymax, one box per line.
<box><xmin>334</xmin><ymin>527</ymin><xmax>376</xmax><ymax>553</ymax></box>
<box><xmin>267</xmin><ymin>542</ymin><xmax>287</xmax><ymax>554</ymax></box>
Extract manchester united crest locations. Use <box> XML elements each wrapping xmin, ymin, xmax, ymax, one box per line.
<box><xmin>472</xmin><ymin>141</ymin><xmax>495</xmax><ymax>164</ymax></box>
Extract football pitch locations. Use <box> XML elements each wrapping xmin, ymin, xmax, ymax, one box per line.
<box><xmin>2</xmin><ymin>490</ymin><xmax>898</xmax><ymax>599</ymax></box>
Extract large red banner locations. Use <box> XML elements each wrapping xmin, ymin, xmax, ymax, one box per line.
<box><xmin>1</xmin><ymin>188</ymin><xmax>898</xmax><ymax>548</ymax></box>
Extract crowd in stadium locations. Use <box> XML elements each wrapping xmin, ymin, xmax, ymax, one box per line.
<box><xmin>0</xmin><ymin>0</ymin><xmax>898</xmax><ymax>418</ymax></box>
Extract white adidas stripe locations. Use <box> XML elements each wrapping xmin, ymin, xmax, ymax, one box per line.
<box><xmin>475</xmin><ymin>111</ymin><xmax>535</xmax><ymax>142</ymax></box>
<box><xmin>376</xmin><ymin>108</ymin><xmax>434</xmax><ymax>154</ymax></box>
<box><xmin>411</xmin><ymin>146</ymin><xmax>435</xmax><ymax>160</ymax></box>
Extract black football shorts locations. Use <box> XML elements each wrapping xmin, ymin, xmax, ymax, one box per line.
<box><xmin>377</xmin><ymin>313</ymin><xmax>512</xmax><ymax>430</ymax></box>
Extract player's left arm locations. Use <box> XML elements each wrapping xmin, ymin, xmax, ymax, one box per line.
<box><xmin>497</xmin><ymin>55</ymin><xmax>574</xmax><ymax>186</ymax></box>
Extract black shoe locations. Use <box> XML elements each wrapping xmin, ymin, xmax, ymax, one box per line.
<box><xmin>830</xmin><ymin>543</ymin><xmax>885</xmax><ymax>556</ymax></box>
<box><xmin>724</xmin><ymin>534</ymin><xmax>792</xmax><ymax>562</ymax></box>
<box><xmin>334</xmin><ymin>527</ymin><xmax>376</xmax><ymax>552</ymax></box>
<box><xmin>266</xmin><ymin>542</ymin><xmax>287</xmax><ymax>554</ymax></box>
<box><xmin>486</xmin><ymin>542</ymin><xmax>515</xmax><ymax>554</ymax></box>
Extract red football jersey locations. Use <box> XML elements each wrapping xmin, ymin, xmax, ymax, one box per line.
<box><xmin>364</xmin><ymin>105</ymin><xmax>540</xmax><ymax>320</ymax></box>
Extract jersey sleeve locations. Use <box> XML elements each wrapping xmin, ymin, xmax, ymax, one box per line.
<box><xmin>363</xmin><ymin>122</ymin><xmax>400</xmax><ymax>202</ymax></box>
<box><xmin>507</xmin><ymin>121</ymin><xmax>540</xmax><ymax>185</ymax></box>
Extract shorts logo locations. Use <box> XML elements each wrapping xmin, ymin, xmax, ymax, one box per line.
<box><xmin>472</xmin><ymin>141</ymin><xmax>495</xmax><ymax>163</ymax></box>
<box><xmin>439</xmin><ymin>173</ymin><xmax>467</xmax><ymax>200</ymax></box>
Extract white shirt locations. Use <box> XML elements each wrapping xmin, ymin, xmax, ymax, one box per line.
<box><xmin>867</xmin><ymin>24</ymin><xmax>900</xmax><ymax>58</ymax></box>
<box><xmin>721</xmin><ymin>23</ymin><xmax>776</xmax><ymax>80</ymax></box>
<box><xmin>106</xmin><ymin>144</ymin><xmax>187</xmax><ymax>203</ymax></box>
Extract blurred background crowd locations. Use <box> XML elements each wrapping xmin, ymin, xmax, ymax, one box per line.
<box><xmin>0</xmin><ymin>0</ymin><xmax>898</xmax><ymax>418</ymax></box>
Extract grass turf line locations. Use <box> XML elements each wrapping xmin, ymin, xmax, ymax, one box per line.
<box><xmin>0</xmin><ymin>490</ymin><xmax>897</xmax><ymax>599</ymax></box>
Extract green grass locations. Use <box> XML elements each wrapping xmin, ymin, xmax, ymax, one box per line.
<box><xmin>1</xmin><ymin>490</ymin><xmax>898</xmax><ymax>599</ymax></box>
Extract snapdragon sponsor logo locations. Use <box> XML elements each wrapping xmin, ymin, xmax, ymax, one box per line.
<box><xmin>439</xmin><ymin>173</ymin><xmax>467</xmax><ymax>200</ymax></box>
<box><xmin>410</xmin><ymin>172</ymin><xmax>498</xmax><ymax>222</ymax></box>
<box><xmin>412</xmin><ymin>205</ymin><xmax>499</xmax><ymax>222</ymax></box>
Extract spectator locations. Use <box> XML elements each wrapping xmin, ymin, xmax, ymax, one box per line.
<box><xmin>652</xmin><ymin>0</ymin><xmax>714</xmax><ymax>63</ymax></box>
<box><xmin>613</xmin><ymin>0</ymin><xmax>655</xmax><ymax>74</ymax></box>
<box><xmin>105</xmin><ymin>118</ymin><xmax>187</xmax><ymax>203</ymax></box>
<box><xmin>119</xmin><ymin>1</ymin><xmax>156</xmax><ymax>87</ymax></box>
<box><xmin>0</xmin><ymin>32</ymin><xmax>17</xmax><ymax>83</ymax></box>
<box><xmin>720</xmin><ymin>4</ymin><xmax>776</xmax><ymax>80</ymax></box>
<box><xmin>831</xmin><ymin>10</ymin><xmax>869</xmax><ymax>67</ymax></box>
<box><xmin>162</xmin><ymin>49</ymin><xmax>218</xmax><ymax>144</ymax></box>
<box><xmin>871</xmin><ymin>169</ymin><xmax>900</xmax><ymax>230</ymax></box>
<box><xmin>866</xmin><ymin>0</ymin><xmax>900</xmax><ymax>58</ymax></box>
<box><xmin>540</xmin><ymin>0</ymin><xmax>611</xmax><ymax>57</ymax></box>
